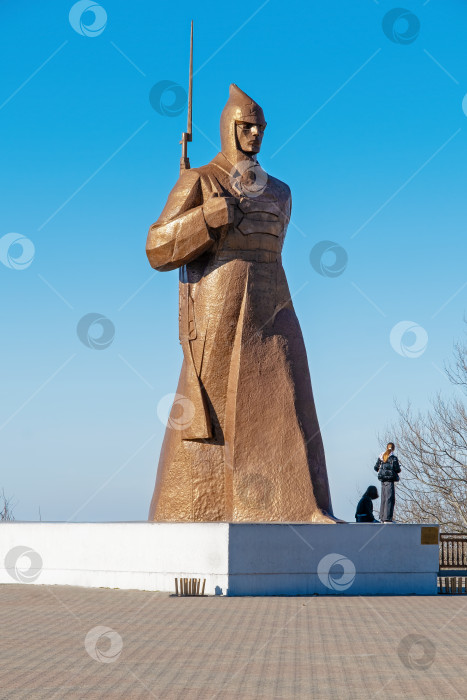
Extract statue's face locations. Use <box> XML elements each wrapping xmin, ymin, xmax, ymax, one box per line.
<box><xmin>236</xmin><ymin>121</ymin><xmax>265</xmax><ymax>154</ymax></box>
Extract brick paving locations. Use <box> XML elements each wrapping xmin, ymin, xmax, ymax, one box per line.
<box><xmin>0</xmin><ymin>585</ymin><xmax>466</xmax><ymax>699</ymax></box>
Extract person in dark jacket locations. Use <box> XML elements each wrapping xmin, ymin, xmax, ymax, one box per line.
<box><xmin>355</xmin><ymin>485</ymin><xmax>379</xmax><ymax>523</ymax></box>
<box><xmin>374</xmin><ymin>442</ymin><xmax>401</xmax><ymax>522</ymax></box>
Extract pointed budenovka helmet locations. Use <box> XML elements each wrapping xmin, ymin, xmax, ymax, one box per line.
<box><xmin>220</xmin><ymin>83</ymin><xmax>267</xmax><ymax>166</ymax></box>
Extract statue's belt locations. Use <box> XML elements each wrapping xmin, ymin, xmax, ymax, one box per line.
<box><xmin>215</xmin><ymin>250</ymin><xmax>280</xmax><ymax>263</ymax></box>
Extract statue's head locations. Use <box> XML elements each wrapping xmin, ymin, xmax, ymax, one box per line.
<box><xmin>220</xmin><ymin>84</ymin><xmax>267</xmax><ymax>165</ymax></box>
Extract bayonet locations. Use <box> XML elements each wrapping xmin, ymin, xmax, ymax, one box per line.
<box><xmin>180</xmin><ymin>20</ymin><xmax>193</xmax><ymax>174</ymax></box>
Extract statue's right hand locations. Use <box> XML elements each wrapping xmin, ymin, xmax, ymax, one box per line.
<box><xmin>203</xmin><ymin>195</ymin><xmax>234</xmax><ymax>230</ymax></box>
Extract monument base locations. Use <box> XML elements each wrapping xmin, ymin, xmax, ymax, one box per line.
<box><xmin>0</xmin><ymin>522</ymin><xmax>439</xmax><ymax>596</ymax></box>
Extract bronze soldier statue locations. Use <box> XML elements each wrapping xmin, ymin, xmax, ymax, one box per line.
<box><xmin>146</xmin><ymin>83</ymin><xmax>337</xmax><ymax>523</ymax></box>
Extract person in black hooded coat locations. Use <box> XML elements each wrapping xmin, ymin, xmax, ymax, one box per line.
<box><xmin>355</xmin><ymin>485</ymin><xmax>379</xmax><ymax>522</ymax></box>
<box><xmin>374</xmin><ymin>442</ymin><xmax>401</xmax><ymax>522</ymax></box>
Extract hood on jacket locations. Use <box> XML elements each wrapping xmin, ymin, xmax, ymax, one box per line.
<box><xmin>365</xmin><ymin>485</ymin><xmax>379</xmax><ymax>499</ymax></box>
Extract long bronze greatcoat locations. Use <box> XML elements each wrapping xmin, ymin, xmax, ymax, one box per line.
<box><xmin>147</xmin><ymin>85</ymin><xmax>334</xmax><ymax>522</ymax></box>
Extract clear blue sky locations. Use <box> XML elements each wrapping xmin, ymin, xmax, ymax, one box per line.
<box><xmin>1</xmin><ymin>0</ymin><xmax>466</xmax><ymax>522</ymax></box>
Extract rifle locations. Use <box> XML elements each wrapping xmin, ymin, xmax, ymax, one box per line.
<box><xmin>180</xmin><ymin>21</ymin><xmax>193</xmax><ymax>175</ymax></box>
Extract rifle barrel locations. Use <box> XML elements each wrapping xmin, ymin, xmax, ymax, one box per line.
<box><xmin>180</xmin><ymin>21</ymin><xmax>193</xmax><ymax>174</ymax></box>
<box><xmin>187</xmin><ymin>20</ymin><xmax>193</xmax><ymax>139</ymax></box>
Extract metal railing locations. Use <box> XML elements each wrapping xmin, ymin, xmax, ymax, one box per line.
<box><xmin>438</xmin><ymin>533</ymin><xmax>467</xmax><ymax>594</ymax></box>
<box><xmin>439</xmin><ymin>576</ymin><xmax>466</xmax><ymax>594</ymax></box>
<box><xmin>439</xmin><ymin>533</ymin><xmax>467</xmax><ymax>570</ymax></box>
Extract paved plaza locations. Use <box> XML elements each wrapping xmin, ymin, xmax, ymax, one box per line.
<box><xmin>0</xmin><ymin>584</ymin><xmax>466</xmax><ymax>699</ymax></box>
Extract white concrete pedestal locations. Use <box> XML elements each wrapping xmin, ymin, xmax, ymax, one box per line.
<box><xmin>0</xmin><ymin>522</ymin><xmax>439</xmax><ymax>595</ymax></box>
